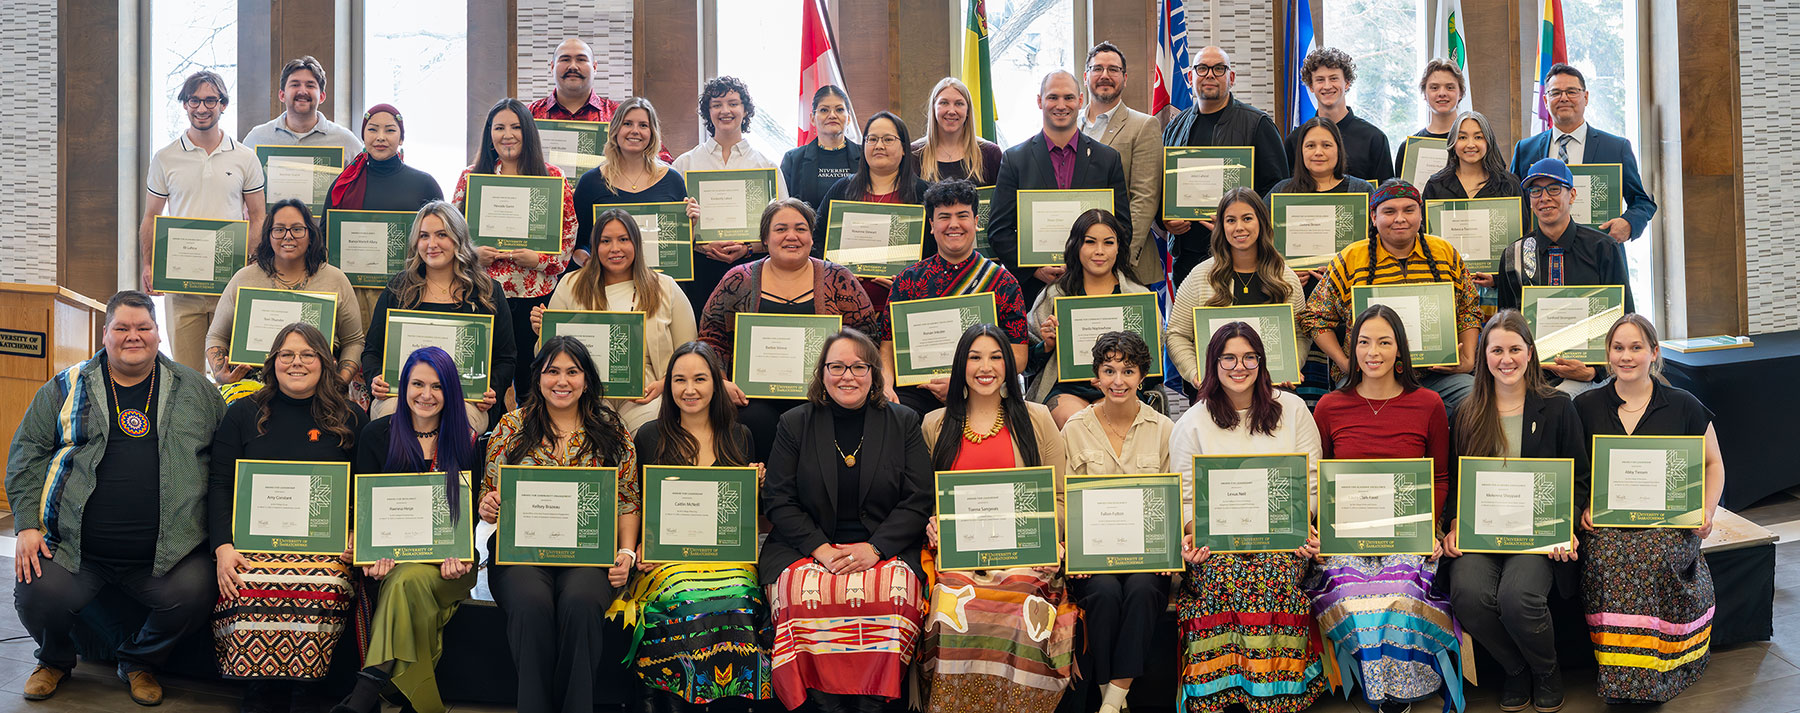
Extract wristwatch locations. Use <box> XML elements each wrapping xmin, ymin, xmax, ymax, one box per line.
<box><xmin>867</xmin><ymin>543</ymin><xmax>884</xmax><ymax>560</ymax></box>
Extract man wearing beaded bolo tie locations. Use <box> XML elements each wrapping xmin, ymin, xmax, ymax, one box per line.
<box><xmin>5</xmin><ymin>291</ymin><xmax>224</xmax><ymax>707</ymax></box>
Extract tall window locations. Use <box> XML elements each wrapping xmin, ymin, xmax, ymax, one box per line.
<box><xmin>363</xmin><ymin>1</ymin><xmax>468</xmax><ymax>194</ymax></box>
<box><xmin>713</xmin><ymin>0</ymin><xmax>804</xmax><ymax>162</ymax></box>
<box><xmin>150</xmin><ymin>0</ymin><xmax>239</xmax><ymax>153</ymax></box>
<box><xmin>1560</xmin><ymin>0</ymin><xmax>1650</xmax><ymax>321</ymax></box>
<box><xmin>1323</xmin><ymin>0</ymin><xmax>1425</xmax><ymax>156</ymax></box>
<box><xmin>986</xmin><ymin>0</ymin><xmax>1076</xmax><ymax>146</ymax></box>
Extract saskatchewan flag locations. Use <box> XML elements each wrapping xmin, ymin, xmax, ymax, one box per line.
<box><xmin>1432</xmin><ymin>0</ymin><xmax>1471</xmax><ymax>110</ymax></box>
<box><xmin>961</xmin><ymin>0</ymin><xmax>998</xmax><ymax>142</ymax></box>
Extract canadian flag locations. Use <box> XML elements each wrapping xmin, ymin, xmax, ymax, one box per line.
<box><xmin>797</xmin><ymin>0</ymin><xmax>858</xmax><ymax>146</ymax></box>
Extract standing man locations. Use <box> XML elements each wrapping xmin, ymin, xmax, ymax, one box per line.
<box><xmin>987</xmin><ymin>70</ymin><xmax>1131</xmax><ymax>304</ymax></box>
<box><xmin>140</xmin><ymin>70</ymin><xmax>267</xmax><ymax>376</ymax></box>
<box><xmin>527</xmin><ymin>38</ymin><xmax>671</xmax><ymax>163</ymax></box>
<box><xmin>1081</xmin><ymin>41</ymin><xmax>1167</xmax><ymax>292</ymax></box>
<box><xmin>240</xmin><ymin>56</ymin><xmax>362</xmax><ymax>154</ymax></box>
<box><xmin>1285</xmin><ymin>47</ymin><xmax>1394</xmax><ymax>184</ymax></box>
<box><xmin>1394</xmin><ymin>59</ymin><xmax>1467</xmax><ymax>175</ymax></box>
<box><xmin>1510</xmin><ymin>64</ymin><xmax>1656</xmax><ymax>242</ymax></box>
<box><xmin>6</xmin><ymin>291</ymin><xmax>223</xmax><ymax>707</ymax></box>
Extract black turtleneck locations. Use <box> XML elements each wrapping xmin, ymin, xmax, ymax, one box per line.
<box><xmin>207</xmin><ymin>389</ymin><xmax>369</xmax><ymax>548</ymax></box>
<box><xmin>827</xmin><ymin>400</ymin><xmax>870</xmax><ymax>542</ymax></box>
<box><xmin>322</xmin><ymin>153</ymin><xmax>445</xmax><ymax>215</ymax></box>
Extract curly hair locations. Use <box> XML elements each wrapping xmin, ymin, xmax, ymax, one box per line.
<box><xmin>698</xmin><ymin>75</ymin><xmax>756</xmax><ymax>136</ymax></box>
<box><xmin>1090</xmin><ymin>330</ymin><xmax>1151</xmax><ymax>375</ymax></box>
<box><xmin>1302</xmin><ymin>47</ymin><xmax>1356</xmax><ymax>86</ymax></box>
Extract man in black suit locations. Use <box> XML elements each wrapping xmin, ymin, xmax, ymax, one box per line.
<box><xmin>987</xmin><ymin>69</ymin><xmax>1131</xmax><ymax>304</ymax></box>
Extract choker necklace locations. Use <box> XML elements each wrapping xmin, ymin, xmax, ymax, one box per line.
<box><xmin>963</xmin><ymin>410</ymin><xmax>1006</xmax><ymax>443</ymax></box>
<box><xmin>414</xmin><ymin>426</ymin><xmax>440</xmax><ymax>438</ymax></box>
<box><xmin>108</xmin><ymin>363</ymin><xmax>156</xmax><ymax>438</ymax></box>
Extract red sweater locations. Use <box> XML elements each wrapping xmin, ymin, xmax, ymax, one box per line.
<box><xmin>1313</xmin><ymin>387</ymin><xmax>1452</xmax><ymax>519</ymax></box>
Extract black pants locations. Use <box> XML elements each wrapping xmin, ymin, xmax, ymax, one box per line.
<box><xmin>488</xmin><ymin>564</ymin><xmax>618</xmax><ymax>713</ymax></box>
<box><xmin>13</xmin><ymin>547</ymin><xmax>214</xmax><ymax>672</ymax></box>
<box><xmin>1447</xmin><ymin>552</ymin><xmax>1557</xmax><ymax>675</ymax></box>
<box><xmin>507</xmin><ymin>292</ymin><xmax>555</xmax><ymax>404</ymax></box>
<box><xmin>740</xmin><ymin>398</ymin><xmax>803</xmax><ymax>463</ymax></box>
<box><xmin>1070</xmin><ymin>572</ymin><xmax>1169</xmax><ymax>683</ymax></box>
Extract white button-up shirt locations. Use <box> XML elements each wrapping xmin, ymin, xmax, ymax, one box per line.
<box><xmin>1552</xmin><ymin>122</ymin><xmax>1588</xmax><ymax>165</ymax></box>
<box><xmin>670</xmin><ymin>137</ymin><xmax>789</xmax><ymax>199</ymax></box>
<box><xmin>1080</xmin><ymin>102</ymin><xmax>1121</xmax><ymax>140</ymax></box>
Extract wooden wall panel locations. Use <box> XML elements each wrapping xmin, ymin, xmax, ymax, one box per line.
<box><xmin>635</xmin><ymin>0</ymin><xmax>699</xmax><ymax>156</ymax></box>
<box><xmin>1091</xmin><ymin>0</ymin><xmax>1157</xmax><ymax>112</ymax></box>
<box><xmin>891</xmin><ymin>0</ymin><xmax>953</xmax><ymax>133</ymax></box>
<box><xmin>1465</xmin><ymin>0</ymin><xmax>1522</xmax><ymax>151</ymax></box>
<box><xmin>1662</xmin><ymin>0</ymin><xmax>1747</xmax><ymax>335</ymax></box>
<box><xmin>467</xmin><ymin>0</ymin><xmax>518</xmax><ymax>158</ymax></box>
<box><xmin>57</xmin><ymin>0</ymin><xmax>121</xmax><ymax>300</ymax></box>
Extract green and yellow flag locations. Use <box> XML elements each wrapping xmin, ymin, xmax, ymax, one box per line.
<box><xmin>961</xmin><ymin>0</ymin><xmax>998</xmax><ymax>142</ymax></box>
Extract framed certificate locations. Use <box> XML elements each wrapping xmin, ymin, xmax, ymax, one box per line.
<box><xmin>382</xmin><ymin>310</ymin><xmax>494</xmax><ymax>400</ymax></box>
<box><xmin>730</xmin><ymin>313</ymin><xmax>840</xmax><ymax>399</ymax></box>
<box><xmin>1590</xmin><ymin>435</ymin><xmax>1706</xmax><ymax>528</ymax></box>
<box><xmin>255</xmin><ymin>144</ymin><xmax>343</xmax><ymax>215</ymax></box>
<box><xmin>1065</xmin><ymin>474</ymin><xmax>1182</xmax><ymax>574</ymax></box>
<box><xmin>889</xmin><ymin>293</ymin><xmax>997</xmax><ymax>386</ymax></box>
<box><xmin>539</xmin><ymin>310</ymin><xmax>646</xmax><ymax>397</ymax></box>
<box><xmin>934</xmin><ymin>467</ymin><xmax>1061</xmax><ymax>571</ymax></box>
<box><xmin>231</xmin><ymin>459</ymin><xmax>351</xmax><ymax>556</ymax></box>
<box><xmin>1425</xmin><ymin>197</ymin><xmax>1523</xmax><ymax>272</ymax></box>
<box><xmin>1455</xmin><ymin>457</ymin><xmax>1575</xmax><ymax>553</ymax></box>
<box><xmin>494</xmin><ymin>465</ymin><xmax>618</xmax><ymax>566</ymax></box>
<box><xmin>1192</xmin><ymin>304</ymin><xmax>1302</xmax><ymax>385</ymax></box>
<box><xmin>463</xmin><ymin>173</ymin><xmax>566</xmax><ymax>253</ymax></box>
<box><xmin>326</xmin><ymin>209</ymin><xmax>413</xmax><ymax>288</ymax></box>
<box><xmin>228</xmin><ymin>287</ymin><xmax>340</xmax><ymax>365</ymax></box>
<box><xmin>1523</xmin><ymin>285</ymin><xmax>1625</xmax><ymax>363</ymax></box>
<box><xmin>1399</xmin><ymin>136</ymin><xmax>1450</xmax><ymax>189</ymax></box>
<box><xmin>1270</xmin><ymin>192</ymin><xmax>1368</xmax><ymax>269</ymax></box>
<box><xmin>608</xmin><ymin>202</ymin><xmax>694</xmax><ymax>281</ymax></box>
<box><xmin>824</xmin><ymin>201</ymin><xmax>927</xmax><ymax>278</ymax></box>
<box><xmin>535</xmin><ymin>119</ymin><xmax>607</xmax><ymax>185</ymax></box>
<box><xmin>1190</xmin><ymin>454</ymin><xmax>1312</xmax><ymax>554</ymax></box>
<box><xmin>974</xmin><ymin>185</ymin><xmax>996</xmax><ymax>257</ymax></box>
<box><xmin>642</xmin><ymin>465</ymin><xmax>760</xmax><ymax>564</ymax></box>
<box><xmin>1350</xmin><ymin>283</ymin><xmax>1459</xmax><ymax>367</ymax></box>
<box><xmin>1053</xmin><ymin>292</ymin><xmax>1163</xmax><ymax>381</ymax></box>
<box><xmin>1318</xmin><ymin>458</ymin><xmax>1437</xmax><ymax>555</ymax></box>
<box><xmin>686</xmin><ymin>168</ymin><xmax>778</xmax><ymax>243</ymax></box>
<box><xmin>353</xmin><ymin>472</ymin><xmax>474</xmax><ymax>564</ymax></box>
<box><xmin>1567</xmin><ymin>163</ymin><xmax>1624</xmax><ymax>228</ymax></box>
<box><xmin>1018</xmin><ymin>189</ymin><xmax>1115</xmax><ymax>267</ymax></box>
<box><xmin>150</xmin><ymin>216</ymin><xmax>251</xmax><ymax>295</ymax></box>
<box><xmin>1162</xmin><ymin>146</ymin><xmax>1255</xmax><ymax>220</ymax></box>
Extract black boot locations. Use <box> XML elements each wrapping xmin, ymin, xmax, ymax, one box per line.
<box><xmin>1499</xmin><ymin>667</ymin><xmax>1531</xmax><ymax>712</ymax></box>
<box><xmin>329</xmin><ymin>669</ymin><xmax>389</xmax><ymax>713</ymax></box>
<box><xmin>240</xmin><ymin>681</ymin><xmax>284</xmax><ymax>713</ymax></box>
<box><xmin>1532</xmin><ymin>669</ymin><xmax>1565</xmax><ymax>713</ymax></box>
<box><xmin>289</xmin><ymin>680</ymin><xmax>322</xmax><ymax>713</ymax></box>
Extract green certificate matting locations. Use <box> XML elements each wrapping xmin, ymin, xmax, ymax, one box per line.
<box><xmin>326</xmin><ymin>209</ymin><xmax>414</xmax><ymax>288</ymax></box>
<box><xmin>641</xmin><ymin>465</ymin><xmax>760</xmax><ymax>564</ymax></box>
<box><xmin>1399</xmin><ymin>136</ymin><xmax>1451</xmax><ymax>190</ymax></box>
<box><xmin>974</xmin><ymin>185</ymin><xmax>996</xmax><ymax>257</ymax></box>
<box><xmin>1190</xmin><ymin>454</ymin><xmax>1311</xmax><ymax>554</ymax></box>
<box><xmin>538</xmin><ymin>310</ymin><xmax>647</xmax><ymax>398</ymax></box>
<box><xmin>463</xmin><ymin>173</ymin><xmax>566</xmax><ymax>253</ymax></box>
<box><xmin>889</xmin><ymin>293</ymin><xmax>997</xmax><ymax>386</ymax></box>
<box><xmin>1425</xmin><ymin>197</ymin><xmax>1524</xmax><ymax>272</ymax></box>
<box><xmin>228</xmin><ymin>287</ymin><xmax>339</xmax><ymax>365</ymax></box>
<box><xmin>1190</xmin><ymin>304</ymin><xmax>1302</xmax><ymax>385</ymax></box>
<box><xmin>1454</xmin><ymin>457</ymin><xmax>1576</xmax><ymax>554</ymax></box>
<box><xmin>231</xmin><ymin>459</ymin><xmax>350</xmax><ymax>556</ymax></box>
<box><xmin>935</xmin><ymin>467</ymin><xmax>1061</xmax><ymax>571</ymax></box>
<box><xmin>1590</xmin><ymin>435</ymin><xmax>1707</xmax><ymax>528</ymax></box>
<box><xmin>150</xmin><ymin>216</ymin><xmax>251</xmax><ymax>295</ymax></box>
<box><xmin>1350</xmin><ymin>282</ymin><xmax>1459</xmax><ymax>367</ymax></box>
<box><xmin>1523</xmin><ymin>285</ymin><xmax>1625</xmax><ymax>364</ymax></box>
<box><xmin>686</xmin><ymin>168</ymin><xmax>778</xmax><ymax>243</ymax></box>
<box><xmin>353</xmin><ymin>472</ymin><xmax>474</xmax><ymax>564</ymax></box>
<box><xmin>1317</xmin><ymin>458</ymin><xmax>1437</xmax><ymax>556</ymax></box>
<box><xmin>1271</xmin><ymin>192</ymin><xmax>1368</xmax><ymax>269</ymax></box>
<box><xmin>255</xmin><ymin>144</ymin><xmax>343</xmax><ymax>215</ymax></box>
<box><xmin>494</xmin><ymin>465</ymin><xmax>619</xmax><ymax>566</ymax></box>
<box><xmin>1064</xmin><ymin>474</ymin><xmax>1182</xmax><ymax>574</ymax></box>
<box><xmin>730</xmin><ymin>313</ymin><xmax>840</xmax><ymax>399</ymax></box>
<box><xmin>823</xmin><ymin>201</ymin><xmax>928</xmax><ymax>278</ymax></box>
<box><xmin>382</xmin><ymin>310</ymin><xmax>494</xmax><ymax>401</ymax></box>
<box><xmin>535</xmin><ymin>119</ymin><xmax>608</xmax><ymax>185</ymax></box>
<box><xmin>606</xmin><ymin>202</ymin><xmax>694</xmax><ymax>282</ymax></box>
<box><xmin>1053</xmin><ymin>292</ymin><xmax>1163</xmax><ymax>381</ymax></box>
<box><xmin>1017</xmin><ymin>189</ymin><xmax>1115</xmax><ymax>267</ymax></box>
<box><xmin>1162</xmin><ymin>146</ymin><xmax>1254</xmax><ymax>220</ymax></box>
<box><xmin>1567</xmin><ymin>163</ymin><xmax>1625</xmax><ymax>228</ymax></box>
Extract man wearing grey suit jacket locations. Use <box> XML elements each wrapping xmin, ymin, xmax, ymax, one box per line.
<box><xmin>1081</xmin><ymin>41</ymin><xmax>1167</xmax><ymax>290</ymax></box>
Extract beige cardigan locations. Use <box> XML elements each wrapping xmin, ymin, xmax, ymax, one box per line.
<box><xmin>922</xmin><ymin>401</ymin><xmax>1070</xmax><ymax>518</ymax></box>
<box><xmin>1165</xmin><ymin>257</ymin><xmax>1309</xmax><ymax>385</ymax></box>
<box><xmin>205</xmin><ymin>263</ymin><xmax>365</xmax><ymax>368</ymax></box>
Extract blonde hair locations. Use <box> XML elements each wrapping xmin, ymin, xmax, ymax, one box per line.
<box><xmin>569</xmin><ymin>208</ymin><xmax>664</xmax><ymax>319</ymax></box>
<box><xmin>918</xmin><ymin>78</ymin><xmax>985</xmax><ymax>182</ymax></box>
<box><xmin>392</xmin><ymin>201</ymin><xmax>495</xmax><ymax>312</ymax></box>
<box><xmin>600</xmin><ymin>97</ymin><xmax>664</xmax><ymax>195</ymax></box>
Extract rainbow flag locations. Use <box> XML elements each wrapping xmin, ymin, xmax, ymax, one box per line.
<box><xmin>1533</xmin><ymin>0</ymin><xmax>1568</xmax><ymax>132</ymax></box>
<box><xmin>961</xmin><ymin>0</ymin><xmax>998</xmax><ymax>142</ymax></box>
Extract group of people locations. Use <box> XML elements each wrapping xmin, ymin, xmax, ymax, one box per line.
<box><xmin>3</xmin><ymin>33</ymin><xmax>1710</xmax><ymax>713</ymax></box>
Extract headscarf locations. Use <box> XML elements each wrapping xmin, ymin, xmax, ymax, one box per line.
<box><xmin>1367</xmin><ymin>180</ymin><xmax>1422</xmax><ymax>214</ymax></box>
<box><xmin>328</xmin><ymin>103</ymin><xmax>405</xmax><ymax>210</ymax></box>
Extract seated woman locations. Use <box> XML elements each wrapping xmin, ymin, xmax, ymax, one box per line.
<box><xmin>478</xmin><ymin>336</ymin><xmax>638</xmax><ymax>713</ymax></box>
<box><xmin>1169</xmin><ymin>321</ymin><xmax>1327</xmax><ymax>713</ymax></box>
<box><xmin>1166</xmin><ymin>188</ymin><xmax>1308</xmax><ymax>396</ymax></box>
<box><xmin>760</xmin><ymin>329</ymin><xmax>933</xmax><ymax>712</ymax></box>
<box><xmin>920</xmin><ymin>323</ymin><xmax>1077</xmax><ymax>712</ymax></box>
<box><xmin>1025</xmin><ymin>209</ymin><xmax>1154</xmax><ymax>428</ymax></box>
<box><xmin>209</xmin><ymin>323</ymin><xmax>367</xmax><ymax>712</ymax></box>
<box><xmin>335</xmin><ymin>346</ymin><xmax>481</xmax><ymax>713</ymax></box>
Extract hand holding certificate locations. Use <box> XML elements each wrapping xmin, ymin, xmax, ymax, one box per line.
<box><xmin>228</xmin><ymin>287</ymin><xmax>340</xmax><ymax>365</ymax></box>
<box><xmin>232</xmin><ymin>460</ymin><xmax>350</xmax><ymax>555</ymax></box>
<box><xmin>1351</xmin><ymin>283</ymin><xmax>1458</xmax><ymax>367</ymax></box>
<box><xmin>1053</xmin><ymin>293</ymin><xmax>1163</xmax><ymax>381</ymax></box>
<box><xmin>1191</xmin><ymin>304</ymin><xmax>1302</xmax><ymax>385</ymax></box>
<box><xmin>1524</xmin><ymin>286</ymin><xmax>1625</xmax><ymax>363</ymax></box>
<box><xmin>1190</xmin><ymin>455</ymin><xmax>1311</xmax><ymax>553</ymax></box>
<box><xmin>1065</xmin><ymin>475</ymin><xmax>1182</xmax><ymax>573</ymax></box>
<box><xmin>463</xmin><ymin>174</ymin><xmax>565</xmax><ymax>253</ymax></box>
<box><xmin>382</xmin><ymin>311</ymin><xmax>494</xmax><ymax>400</ymax></box>
<box><xmin>494</xmin><ymin>465</ymin><xmax>619</xmax><ymax>566</ymax></box>
<box><xmin>152</xmin><ymin>217</ymin><xmax>251</xmax><ymax>295</ymax></box>
<box><xmin>1590</xmin><ymin>435</ymin><xmax>1706</xmax><ymax>528</ymax></box>
<box><xmin>823</xmin><ymin>201</ymin><xmax>927</xmax><ymax>278</ymax></box>
<box><xmin>539</xmin><ymin>310</ymin><xmax>647</xmax><ymax>397</ymax></box>
<box><xmin>1455</xmin><ymin>457</ymin><xmax>1575</xmax><ymax>553</ymax></box>
<box><xmin>255</xmin><ymin>145</ymin><xmax>344</xmax><ymax>214</ymax></box>
<box><xmin>1318</xmin><ymin>459</ymin><xmax>1437</xmax><ymax>556</ymax></box>
<box><xmin>731</xmin><ymin>313</ymin><xmax>841</xmax><ymax>399</ymax></box>
<box><xmin>354</xmin><ymin>472</ymin><xmax>474</xmax><ymax>564</ymax></box>
<box><xmin>1162</xmin><ymin>147</ymin><xmax>1254</xmax><ymax>220</ymax></box>
<box><xmin>535</xmin><ymin>120</ymin><xmax>607</xmax><ymax>183</ymax></box>
<box><xmin>889</xmin><ymin>293</ymin><xmax>998</xmax><ymax>386</ymax></box>
<box><xmin>687</xmin><ymin>169</ymin><xmax>778</xmax><ymax>243</ymax></box>
<box><xmin>609</xmin><ymin>202</ymin><xmax>695</xmax><ymax>281</ymax></box>
<box><xmin>1271</xmin><ymin>193</ymin><xmax>1368</xmax><ymax>268</ymax></box>
<box><xmin>327</xmin><ymin>210</ymin><xmax>414</xmax><ymax>288</ymax></box>
<box><xmin>1399</xmin><ymin>136</ymin><xmax>1450</xmax><ymax>189</ymax></box>
<box><xmin>642</xmin><ymin>466</ymin><xmax>759</xmax><ymax>563</ymax></box>
<box><xmin>935</xmin><ymin>467</ymin><xmax>1060</xmax><ymax>571</ymax></box>
<box><xmin>1017</xmin><ymin>189</ymin><xmax>1115</xmax><ymax>266</ymax></box>
<box><xmin>1567</xmin><ymin>164</ymin><xmax>1625</xmax><ymax>227</ymax></box>
<box><xmin>1425</xmin><ymin>197</ymin><xmax>1523</xmax><ymax>272</ymax></box>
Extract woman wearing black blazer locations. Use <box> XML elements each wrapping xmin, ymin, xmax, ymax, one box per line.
<box><xmin>1442</xmin><ymin>311</ymin><xmax>1586</xmax><ymax>713</ymax></box>
<box><xmin>759</xmin><ymin>328</ymin><xmax>933</xmax><ymax>713</ymax></box>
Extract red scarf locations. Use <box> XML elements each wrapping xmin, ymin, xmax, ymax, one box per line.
<box><xmin>329</xmin><ymin>103</ymin><xmax>404</xmax><ymax>210</ymax></box>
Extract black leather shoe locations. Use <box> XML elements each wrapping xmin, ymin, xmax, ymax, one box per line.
<box><xmin>1532</xmin><ymin>669</ymin><xmax>1565</xmax><ymax>712</ymax></box>
<box><xmin>1499</xmin><ymin>667</ymin><xmax>1531</xmax><ymax>712</ymax></box>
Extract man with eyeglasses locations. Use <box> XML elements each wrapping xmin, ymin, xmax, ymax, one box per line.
<box><xmin>140</xmin><ymin>70</ymin><xmax>268</xmax><ymax>377</ymax></box>
<box><xmin>1158</xmin><ymin>46</ymin><xmax>1288</xmax><ymax>287</ymax></box>
<box><xmin>1284</xmin><ymin>47</ymin><xmax>1394</xmax><ymax>184</ymax></box>
<box><xmin>1510</xmin><ymin>64</ymin><xmax>1657</xmax><ymax>243</ymax></box>
<box><xmin>241</xmin><ymin>56</ymin><xmax>362</xmax><ymax>155</ymax></box>
<box><xmin>1080</xmin><ymin>41</ymin><xmax>1167</xmax><ymax>292</ymax></box>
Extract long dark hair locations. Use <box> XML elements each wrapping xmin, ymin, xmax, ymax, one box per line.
<box><xmin>1204</xmin><ymin>188</ymin><xmax>1291</xmax><ymax>306</ymax></box>
<box><xmin>1289</xmin><ymin>117</ymin><xmax>1347</xmax><ymax>192</ymax></box>
<box><xmin>1455</xmin><ymin>310</ymin><xmax>1557</xmax><ymax>457</ymax></box>
<box><xmin>1340</xmin><ymin>304</ymin><xmax>1423</xmax><ymax>393</ymax></box>
<box><xmin>472</xmin><ymin>98</ymin><xmax>549</xmax><ymax>176</ymax></box>
<box><xmin>1054</xmin><ymin>209</ymin><xmax>1130</xmax><ymax>297</ymax></box>
<box><xmin>1195</xmin><ymin>321</ymin><xmax>1283</xmax><ymax>435</ymax></box>
<box><xmin>501</xmin><ymin>336</ymin><xmax>630</xmax><ymax>467</ymax></box>
<box><xmin>647</xmin><ymin>341</ymin><xmax>749</xmax><ymax>467</ymax></box>
<box><xmin>845</xmin><ymin>111</ymin><xmax>922</xmax><ymax>202</ymax></box>
<box><xmin>254</xmin><ymin>198</ymin><xmax>327</xmax><ymax>276</ymax></box>
<box><xmin>932</xmin><ymin>323</ymin><xmax>1041</xmax><ymax>471</ymax></box>
<box><xmin>254</xmin><ymin>322</ymin><xmax>355</xmax><ymax>446</ymax></box>
<box><xmin>386</xmin><ymin>346</ymin><xmax>478</xmax><ymax>521</ymax></box>
<box><xmin>1364</xmin><ymin>179</ymin><xmax>1444</xmax><ymax>285</ymax></box>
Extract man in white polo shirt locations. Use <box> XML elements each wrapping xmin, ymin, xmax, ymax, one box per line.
<box><xmin>139</xmin><ymin>70</ymin><xmax>266</xmax><ymax>376</ymax></box>
<box><xmin>241</xmin><ymin>56</ymin><xmax>361</xmax><ymax>155</ymax></box>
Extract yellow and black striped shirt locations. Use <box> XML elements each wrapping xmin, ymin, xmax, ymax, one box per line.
<box><xmin>1300</xmin><ymin>234</ymin><xmax>1482</xmax><ymax>335</ymax></box>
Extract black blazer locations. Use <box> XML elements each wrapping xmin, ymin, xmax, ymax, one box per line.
<box><xmin>986</xmin><ymin>132</ymin><xmax>1131</xmax><ymax>299</ymax></box>
<box><xmin>758</xmin><ymin>402</ymin><xmax>933</xmax><ymax>585</ymax></box>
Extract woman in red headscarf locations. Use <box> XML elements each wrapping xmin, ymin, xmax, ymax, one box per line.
<box><xmin>324</xmin><ymin>104</ymin><xmax>447</xmax><ymax>329</ymax></box>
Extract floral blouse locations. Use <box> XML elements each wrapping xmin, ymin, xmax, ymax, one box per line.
<box><xmin>481</xmin><ymin>409</ymin><xmax>641</xmax><ymax>517</ymax></box>
<box><xmin>451</xmin><ymin>163</ymin><xmax>579</xmax><ymax>299</ymax></box>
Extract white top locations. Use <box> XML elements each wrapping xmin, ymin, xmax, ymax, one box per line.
<box><xmin>1164</xmin><ymin>258</ymin><xmax>1310</xmax><ymax>386</ymax></box>
<box><xmin>1551</xmin><ymin>122</ymin><xmax>1588</xmax><ymax>164</ymax></box>
<box><xmin>671</xmin><ymin>137</ymin><xmax>789</xmax><ymax>199</ymax></box>
<box><xmin>146</xmin><ymin>133</ymin><xmax>266</xmax><ymax>220</ymax></box>
<box><xmin>1080</xmin><ymin>102</ymin><xmax>1121</xmax><ymax>140</ymax></box>
<box><xmin>1169</xmin><ymin>389</ymin><xmax>1322</xmax><ymax>527</ymax></box>
<box><xmin>242</xmin><ymin>112</ymin><xmax>364</xmax><ymax>155</ymax></box>
<box><xmin>546</xmin><ymin>271</ymin><xmax>697</xmax><ymax>388</ymax></box>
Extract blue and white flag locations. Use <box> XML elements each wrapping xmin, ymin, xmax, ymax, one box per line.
<box><xmin>1153</xmin><ymin>0</ymin><xmax>1194</xmax><ymax>115</ymax></box>
<box><xmin>1283</xmin><ymin>0</ymin><xmax>1317</xmax><ymax>130</ymax></box>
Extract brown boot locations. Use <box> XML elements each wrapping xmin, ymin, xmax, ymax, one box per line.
<box><xmin>21</xmin><ymin>666</ymin><xmax>67</xmax><ymax>700</ymax></box>
<box><xmin>118</xmin><ymin>669</ymin><xmax>162</xmax><ymax>706</ymax></box>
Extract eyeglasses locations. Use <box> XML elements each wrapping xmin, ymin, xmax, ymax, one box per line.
<box><xmin>183</xmin><ymin>97</ymin><xmax>224</xmax><ymax>108</ymax></box>
<box><xmin>1545</xmin><ymin>89</ymin><xmax>1585</xmax><ymax>99</ymax></box>
<box><xmin>1218</xmin><ymin>354</ymin><xmax>1261</xmax><ymax>370</ymax></box>
<box><xmin>270</xmin><ymin>226</ymin><xmax>309</xmax><ymax>238</ymax></box>
<box><xmin>1194</xmin><ymin>64</ymin><xmax>1231</xmax><ymax>77</ymax></box>
<box><xmin>864</xmin><ymin>134</ymin><xmax>902</xmax><ymax>146</ymax></box>
<box><xmin>1526</xmin><ymin>185</ymin><xmax>1570</xmax><ymax>198</ymax></box>
<box><xmin>824</xmin><ymin>362</ymin><xmax>872</xmax><ymax>377</ymax></box>
<box><xmin>1086</xmin><ymin>65</ymin><xmax>1125</xmax><ymax>76</ymax></box>
<box><xmin>275</xmin><ymin>350</ymin><xmax>321</xmax><ymax>364</ymax></box>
